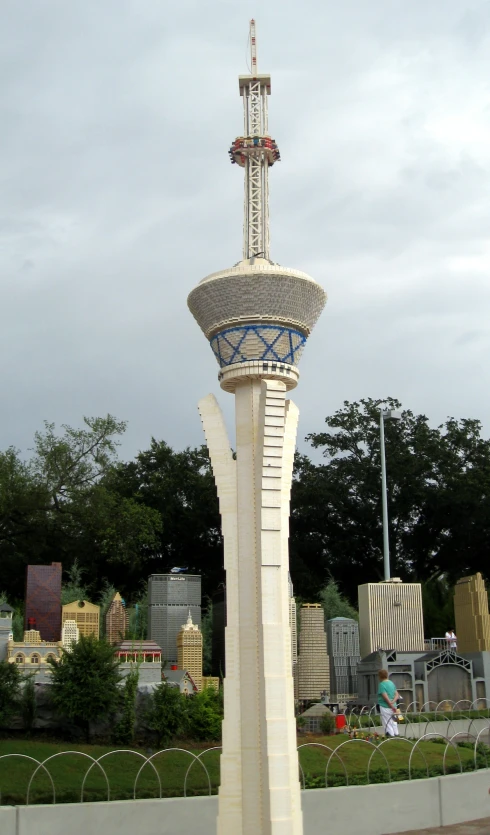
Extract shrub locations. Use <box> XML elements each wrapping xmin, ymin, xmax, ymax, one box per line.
<box><xmin>47</xmin><ymin>634</ymin><xmax>121</xmax><ymax>741</ymax></box>
<box><xmin>145</xmin><ymin>683</ymin><xmax>187</xmax><ymax>747</ymax></box>
<box><xmin>20</xmin><ymin>675</ymin><xmax>37</xmax><ymax>735</ymax></box>
<box><xmin>186</xmin><ymin>689</ymin><xmax>223</xmax><ymax>742</ymax></box>
<box><xmin>0</xmin><ymin>662</ymin><xmax>21</xmax><ymax>730</ymax></box>
<box><xmin>113</xmin><ymin>668</ymin><xmax>139</xmax><ymax>744</ymax></box>
<box><xmin>319</xmin><ymin>710</ymin><xmax>335</xmax><ymax>735</ymax></box>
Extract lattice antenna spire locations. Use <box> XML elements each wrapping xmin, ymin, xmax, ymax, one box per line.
<box><xmin>229</xmin><ymin>20</ymin><xmax>280</xmax><ymax>261</ymax></box>
<box><xmin>250</xmin><ymin>18</ymin><xmax>258</xmax><ymax>74</ymax></box>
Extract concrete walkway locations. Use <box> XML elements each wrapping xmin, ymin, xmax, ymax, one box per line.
<box><xmin>394</xmin><ymin>818</ymin><xmax>490</xmax><ymax>834</ymax></box>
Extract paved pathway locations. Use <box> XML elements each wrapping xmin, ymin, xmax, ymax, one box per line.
<box><xmin>393</xmin><ymin>817</ymin><xmax>490</xmax><ymax>834</ymax></box>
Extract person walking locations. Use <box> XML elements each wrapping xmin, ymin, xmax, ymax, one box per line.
<box><xmin>377</xmin><ymin>669</ymin><xmax>400</xmax><ymax>737</ymax></box>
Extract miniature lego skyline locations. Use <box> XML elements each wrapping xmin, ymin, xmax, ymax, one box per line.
<box><xmin>188</xmin><ymin>20</ymin><xmax>326</xmax><ymax>835</ymax></box>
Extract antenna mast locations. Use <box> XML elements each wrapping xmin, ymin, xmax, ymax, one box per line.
<box><xmin>229</xmin><ymin>20</ymin><xmax>280</xmax><ymax>261</ymax></box>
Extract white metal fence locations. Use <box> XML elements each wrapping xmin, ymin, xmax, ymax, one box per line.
<box><xmin>0</xmin><ymin>712</ymin><xmax>488</xmax><ymax>805</ymax></box>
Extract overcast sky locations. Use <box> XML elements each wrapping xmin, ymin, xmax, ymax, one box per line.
<box><xmin>2</xmin><ymin>0</ymin><xmax>490</xmax><ymax>463</ymax></box>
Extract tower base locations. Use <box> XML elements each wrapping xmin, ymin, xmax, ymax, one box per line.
<box><xmin>199</xmin><ymin>379</ymin><xmax>303</xmax><ymax>835</ymax></box>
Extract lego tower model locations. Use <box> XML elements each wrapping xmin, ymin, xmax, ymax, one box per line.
<box><xmin>358</xmin><ymin>580</ymin><xmax>425</xmax><ymax>658</ymax></box>
<box><xmin>25</xmin><ymin>563</ymin><xmax>62</xmax><ymax>641</ymax></box>
<box><xmin>148</xmin><ymin>574</ymin><xmax>201</xmax><ymax>663</ymax></box>
<box><xmin>297</xmin><ymin>604</ymin><xmax>330</xmax><ymax>701</ymax></box>
<box><xmin>289</xmin><ymin>574</ymin><xmax>298</xmax><ymax>674</ymax></box>
<box><xmin>326</xmin><ymin>617</ymin><xmax>360</xmax><ymax>699</ymax></box>
<box><xmin>177</xmin><ymin>611</ymin><xmax>203</xmax><ymax>692</ymax></box>
<box><xmin>454</xmin><ymin>573</ymin><xmax>490</xmax><ymax>652</ymax></box>
<box><xmin>105</xmin><ymin>592</ymin><xmax>129</xmax><ymax>644</ymax></box>
<box><xmin>188</xmin><ymin>21</ymin><xmax>326</xmax><ymax>835</ymax></box>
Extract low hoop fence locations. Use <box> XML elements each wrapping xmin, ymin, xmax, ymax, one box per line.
<box><xmin>0</xmin><ymin>714</ymin><xmax>488</xmax><ymax>805</ymax></box>
<box><xmin>297</xmin><ymin>719</ymin><xmax>490</xmax><ymax>789</ymax></box>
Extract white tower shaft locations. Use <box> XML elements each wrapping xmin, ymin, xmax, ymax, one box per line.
<box><xmin>199</xmin><ymin>381</ymin><xmax>303</xmax><ymax>835</ymax></box>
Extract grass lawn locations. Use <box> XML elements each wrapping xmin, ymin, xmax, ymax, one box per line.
<box><xmin>0</xmin><ymin>738</ymin><xmax>222</xmax><ymax>805</ymax></box>
<box><xmin>297</xmin><ymin>734</ymin><xmax>483</xmax><ymax>788</ymax></box>
<box><xmin>0</xmin><ymin>735</ymin><xmax>485</xmax><ymax>804</ymax></box>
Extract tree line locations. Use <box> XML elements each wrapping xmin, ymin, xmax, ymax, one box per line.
<box><xmin>1</xmin><ymin>398</ymin><xmax>489</xmax><ymax>637</ymax></box>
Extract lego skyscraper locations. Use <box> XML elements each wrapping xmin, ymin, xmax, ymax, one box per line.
<box><xmin>25</xmin><ymin>562</ymin><xmax>62</xmax><ymax>642</ymax></box>
<box><xmin>454</xmin><ymin>573</ymin><xmax>490</xmax><ymax>652</ymax></box>
<box><xmin>148</xmin><ymin>574</ymin><xmax>201</xmax><ymax>663</ymax></box>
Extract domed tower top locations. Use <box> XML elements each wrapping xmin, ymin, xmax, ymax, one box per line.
<box><xmin>188</xmin><ymin>20</ymin><xmax>326</xmax><ymax>392</ymax></box>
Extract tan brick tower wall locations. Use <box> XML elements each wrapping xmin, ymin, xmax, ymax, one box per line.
<box><xmin>297</xmin><ymin>604</ymin><xmax>329</xmax><ymax>701</ymax></box>
<box><xmin>454</xmin><ymin>573</ymin><xmax>490</xmax><ymax>652</ymax></box>
<box><xmin>289</xmin><ymin>595</ymin><xmax>297</xmax><ymax>669</ymax></box>
<box><xmin>177</xmin><ymin>613</ymin><xmax>203</xmax><ymax>691</ymax></box>
<box><xmin>62</xmin><ymin>601</ymin><xmax>100</xmax><ymax>638</ymax></box>
<box><xmin>358</xmin><ymin>582</ymin><xmax>425</xmax><ymax>658</ymax></box>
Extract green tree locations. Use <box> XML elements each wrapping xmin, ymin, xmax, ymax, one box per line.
<box><xmin>186</xmin><ymin>689</ymin><xmax>223</xmax><ymax>742</ymax></box>
<box><xmin>319</xmin><ymin>709</ymin><xmax>335</xmax><ymax>735</ymax></box>
<box><xmin>31</xmin><ymin>415</ymin><xmax>127</xmax><ymax>501</ymax></box>
<box><xmin>127</xmin><ymin>585</ymin><xmax>148</xmax><ymax>641</ymax></box>
<box><xmin>32</xmin><ymin>416</ymin><xmax>162</xmax><ymax>583</ymax></box>
<box><xmin>106</xmin><ymin>441</ymin><xmax>223</xmax><ymax>598</ymax></box>
<box><xmin>0</xmin><ymin>421</ymin><xmax>219</xmax><ymax>605</ymax></box>
<box><xmin>11</xmin><ymin>604</ymin><xmax>24</xmax><ymax>641</ymax></box>
<box><xmin>422</xmin><ymin>577</ymin><xmax>455</xmax><ymax>638</ymax></box>
<box><xmin>113</xmin><ymin>668</ymin><xmax>139</xmax><ymax>744</ymax></box>
<box><xmin>47</xmin><ymin>635</ymin><xmax>121</xmax><ymax>741</ymax></box>
<box><xmin>77</xmin><ymin>485</ymin><xmax>162</xmax><ymax>572</ymax></box>
<box><xmin>61</xmin><ymin>559</ymin><xmax>89</xmax><ymax>605</ymax></box>
<box><xmin>0</xmin><ymin>449</ymin><xmax>50</xmax><ymax>600</ymax></box>
<box><xmin>98</xmin><ymin>582</ymin><xmax>118</xmax><ymax>638</ymax></box>
<box><xmin>319</xmin><ymin>579</ymin><xmax>358</xmax><ymax>622</ymax></box>
<box><xmin>291</xmin><ymin>398</ymin><xmax>490</xmax><ymax>604</ymax></box>
<box><xmin>145</xmin><ymin>683</ymin><xmax>187</xmax><ymax>747</ymax></box>
<box><xmin>0</xmin><ymin>661</ymin><xmax>21</xmax><ymax>730</ymax></box>
<box><xmin>20</xmin><ymin>675</ymin><xmax>37</xmax><ymax>736</ymax></box>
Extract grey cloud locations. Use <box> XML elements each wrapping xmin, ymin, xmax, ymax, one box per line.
<box><xmin>1</xmin><ymin>0</ymin><xmax>490</xmax><ymax>464</ymax></box>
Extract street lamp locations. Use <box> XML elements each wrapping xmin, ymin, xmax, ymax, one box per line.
<box><xmin>380</xmin><ymin>408</ymin><xmax>402</xmax><ymax>581</ymax></box>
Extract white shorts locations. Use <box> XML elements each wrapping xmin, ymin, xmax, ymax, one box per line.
<box><xmin>379</xmin><ymin>705</ymin><xmax>399</xmax><ymax>737</ymax></box>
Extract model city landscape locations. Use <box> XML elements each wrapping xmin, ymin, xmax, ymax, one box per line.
<box><xmin>2</xmin><ymin>563</ymin><xmax>489</xmax><ymax>707</ymax></box>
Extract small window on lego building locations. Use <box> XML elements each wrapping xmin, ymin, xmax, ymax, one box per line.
<box><xmin>30</xmin><ymin>654</ymin><xmax>40</xmax><ymax>664</ymax></box>
<box><xmin>15</xmin><ymin>653</ymin><xmax>24</xmax><ymax>663</ymax></box>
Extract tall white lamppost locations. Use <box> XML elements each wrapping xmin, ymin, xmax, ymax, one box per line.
<box><xmin>380</xmin><ymin>409</ymin><xmax>401</xmax><ymax>581</ymax></box>
<box><xmin>187</xmin><ymin>20</ymin><xmax>326</xmax><ymax>835</ymax></box>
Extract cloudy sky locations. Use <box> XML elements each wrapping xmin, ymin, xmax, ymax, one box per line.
<box><xmin>2</xmin><ymin>0</ymin><xmax>490</xmax><ymax>462</ymax></box>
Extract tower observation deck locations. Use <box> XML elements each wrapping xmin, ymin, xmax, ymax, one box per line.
<box><xmin>188</xmin><ymin>20</ymin><xmax>326</xmax><ymax>393</ymax></box>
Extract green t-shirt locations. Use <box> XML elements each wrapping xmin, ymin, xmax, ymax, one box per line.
<box><xmin>377</xmin><ymin>679</ymin><xmax>396</xmax><ymax>707</ymax></box>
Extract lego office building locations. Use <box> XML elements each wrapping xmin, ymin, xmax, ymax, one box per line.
<box><xmin>148</xmin><ymin>574</ymin><xmax>201</xmax><ymax>664</ymax></box>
